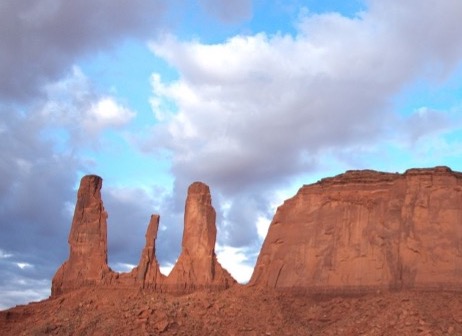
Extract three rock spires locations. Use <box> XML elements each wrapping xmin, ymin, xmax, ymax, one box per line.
<box><xmin>52</xmin><ymin>175</ymin><xmax>235</xmax><ymax>296</ymax></box>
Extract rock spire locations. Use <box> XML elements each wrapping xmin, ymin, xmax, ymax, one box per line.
<box><xmin>52</xmin><ymin>175</ymin><xmax>112</xmax><ymax>296</ymax></box>
<box><xmin>131</xmin><ymin>214</ymin><xmax>164</xmax><ymax>287</ymax></box>
<box><xmin>164</xmin><ymin>182</ymin><xmax>236</xmax><ymax>290</ymax></box>
<box><xmin>52</xmin><ymin>177</ymin><xmax>235</xmax><ymax>296</ymax></box>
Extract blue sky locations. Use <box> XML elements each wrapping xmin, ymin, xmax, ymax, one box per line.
<box><xmin>1</xmin><ymin>0</ymin><xmax>462</xmax><ymax>309</ymax></box>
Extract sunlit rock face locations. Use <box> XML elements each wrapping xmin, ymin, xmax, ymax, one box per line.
<box><xmin>52</xmin><ymin>175</ymin><xmax>113</xmax><ymax>296</ymax></box>
<box><xmin>250</xmin><ymin>167</ymin><xmax>462</xmax><ymax>292</ymax></box>
<box><xmin>164</xmin><ymin>182</ymin><xmax>236</xmax><ymax>291</ymax></box>
<box><xmin>52</xmin><ymin>177</ymin><xmax>235</xmax><ymax>297</ymax></box>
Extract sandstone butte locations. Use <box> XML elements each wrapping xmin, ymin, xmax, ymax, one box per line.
<box><xmin>250</xmin><ymin>166</ymin><xmax>462</xmax><ymax>292</ymax></box>
<box><xmin>52</xmin><ymin>166</ymin><xmax>462</xmax><ymax>297</ymax></box>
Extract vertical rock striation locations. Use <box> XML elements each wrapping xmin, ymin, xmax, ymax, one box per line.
<box><xmin>52</xmin><ymin>175</ymin><xmax>113</xmax><ymax>296</ymax></box>
<box><xmin>250</xmin><ymin>167</ymin><xmax>462</xmax><ymax>292</ymax></box>
<box><xmin>164</xmin><ymin>182</ymin><xmax>236</xmax><ymax>291</ymax></box>
<box><xmin>52</xmin><ymin>176</ymin><xmax>235</xmax><ymax>296</ymax></box>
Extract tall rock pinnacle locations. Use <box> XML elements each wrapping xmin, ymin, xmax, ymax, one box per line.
<box><xmin>132</xmin><ymin>214</ymin><xmax>164</xmax><ymax>287</ymax></box>
<box><xmin>52</xmin><ymin>175</ymin><xmax>112</xmax><ymax>296</ymax></box>
<box><xmin>165</xmin><ymin>182</ymin><xmax>236</xmax><ymax>290</ymax></box>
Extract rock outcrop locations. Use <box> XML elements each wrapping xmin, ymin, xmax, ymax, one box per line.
<box><xmin>52</xmin><ymin>176</ymin><xmax>235</xmax><ymax>296</ymax></box>
<box><xmin>53</xmin><ymin>166</ymin><xmax>462</xmax><ymax>297</ymax></box>
<box><xmin>52</xmin><ymin>175</ymin><xmax>113</xmax><ymax>296</ymax></box>
<box><xmin>131</xmin><ymin>215</ymin><xmax>165</xmax><ymax>287</ymax></box>
<box><xmin>164</xmin><ymin>182</ymin><xmax>236</xmax><ymax>291</ymax></box>
<box><xmin>250</xmin><ymin>166</ymin><xmax>462</xmax><ymax>292</ymax></box>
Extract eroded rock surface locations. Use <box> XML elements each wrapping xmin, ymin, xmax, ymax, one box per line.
<box><xmin>250</xmin><ymin>166</ymin><xmax>462</xmax><ymax>291</ymax></box>
<box><xmin>52</xmin><ymin>176</ymin><xmax>235</xmax><ymax>296</ymax></box>
<box><xmin>165</xmin><ymin>182</ymin><xmax>236</xmax><ymax>291</ymax></box>
<box><xmin>131</xmin><ymin>214</ymin><xmax>165</xmax><ymax>287</ymax></box>
<box><xmin>52</xmin><ymin>175</ymin><xmax>113</xmax><ymax>296</ymax></box>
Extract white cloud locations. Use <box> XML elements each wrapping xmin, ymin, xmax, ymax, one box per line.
<box><xmin>0</xmin><ymin>0</ymin><xmax>166</xmax><ymax>102</ymax></box>
<box><xmin>148</xmin><ymin>4</ymin><xmax>462</xmax><ymax>192</ymax></box>
<box><xmin>0</xmin><ymin>277</ymin><xmax>50</xmax><ymax>310</ymax></box>
<box><xmin>256</xmin><ymin>216</ymin><xmax>271</xmax><ymax>241</ymax></box>
<box><xmin>159</xmin><ymin>263</ymin><xmax>174</xmax><ymax>276</ymax></box>
<box><xmin>41</xmin><ymin>66</ymin><xmax>136</xmax><ymax>145</ymax></box>
<box><xmin>84</xmin><ymin>97</ymin><xmax>135</xmax><ymax>133</ymax></box>
<box><xmin>216</xmin><ymin>245</ymin><xmax>254</xmax><ymax>283</ymax></box>
<box><xmin>0</xmin><ymin>249</ymin><xmax>13</xmax><ymax>259</ymax></box>
<box><xmin>16</xmin><ymin>262</ymin><xmax>33</xmax><ymax>270</ymax></box>
<box><xmin>144</xmin><ymin>0</ymin><xmax>462</xmax><ymax>256</ymax></box>
<box><xmin>110</xmin><ymin>262</ymin><xmax>136</xmax><ymax>273</ymax></box>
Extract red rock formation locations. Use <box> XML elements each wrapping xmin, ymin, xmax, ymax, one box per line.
<box><xmin>52</xmin><ymin>175</ymin><xmax>113</xmax><ymax>296</ymax></box>
<box><xmin>131</xmin><ymin>214</ymin><xmax>165</xmax><ymax>287</ymax></box>
<box><xmin>164</xmin><ymin>182</ymin><xmax>236</xmax><ymax>291</ymax></box>
<box><xmin>250</xmin><ymin>166</ymin><xmax>462</xmax><ymax>292</ymax></box>
<box><xmin>52</xmin><ymin>176</ymin><xmax>234</xmax><ymax>296</ymax></box>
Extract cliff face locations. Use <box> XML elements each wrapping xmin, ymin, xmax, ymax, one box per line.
<box><xmin>250</xmin><ymin>166</ymin><xmax>462</xmax><ymax>291</ymax></box>
<box><xmin>52</xmin><ymin>177</ymin><xmax>235</xmax><ymax>296</ymax></box>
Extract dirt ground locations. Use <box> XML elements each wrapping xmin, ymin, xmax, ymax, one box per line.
<box><xmin>1</xmin><ymin>285</ymin><xmax>462</xmax><ymax>335</ymax></box>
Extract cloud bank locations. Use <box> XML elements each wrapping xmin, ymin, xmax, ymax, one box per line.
<box><xmin>2</xmin><ymin>0</ymin><xmax>462</xmax><ymax>309</ymax></box>
<box><xmin>0</xmin><ymin>0</ymin><xmax>167</xmax><ymax>102</ymax></box>
<box><xmin>146</xmin><ymin>0</ymin><xmax>462</xmax><ymax>264</ymax></box>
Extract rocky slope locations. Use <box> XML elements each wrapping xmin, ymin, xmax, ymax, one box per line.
<box><xmin>2</xmin><ymin>286</ymin><xmax>462</xmax><ymax>335</ymax></box>
<box><xmin>250</xmin><ymin>166</ymin><xmax>462</xmax><ymax>291</ymax></box>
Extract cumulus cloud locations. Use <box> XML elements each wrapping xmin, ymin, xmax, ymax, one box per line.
<box><xmin>102</xmin><ymin>185</ymin><xmax>162</xmax><ymax>268</ymax></box>
<box><xmin>0</xmin><ymin>0</ymin><xmax>166</xmax><ymax>102</ymax></box>
<box><xmin>40</xmin><ymin>66</ymin><xmax>136</xmax><ymax>146</ymax></box>
<box><xmin>145</xmin><ymin>0</ymin><xmax>462</xmax><ymax>253</ymax></box>
<box><xmin>0</xmin><ymin>105</ymin><xmax>82</xmax><ymax>308</ymax></box>
<box><xmin>3</xmin><ymin>0</ymin><xmax>462</xmax><ymax>310</ymax></box>
<box><xmin>0</xmin><ymin>0</ymin><xmax>260</xmax><ymax>310</ymax></box>
<box><xmin>85</xmin><ymin>97</ymin><xmax>135</xmax><ymax>132</ymax></box>
<box><xmin>0</xmin><ymin>67</ymin><xmax>135</xmax><ymax>311</ymax></box>
<box><xmin>216</xmin><ymin>245</ymin><xmax>255</xmax><ymax>283</ymax></box>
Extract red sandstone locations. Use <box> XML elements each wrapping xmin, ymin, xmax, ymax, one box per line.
<box><xmin>250</xmin><ymin>166</ymin><xmax>462</xmax><ymax>292</ymax></box>
<box><xmin>52</xmin><ymin>176</ymin><xmax>235</xmax><ymax>296</ymax></box>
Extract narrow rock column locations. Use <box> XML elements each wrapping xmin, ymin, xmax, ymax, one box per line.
<box><xmin>165</xmin><ymin>182</ymin><xmax>236</xmax><ymax>291</ymax></box>
<box><xmin>133</xmin><ymin>214</ymin><xmax>164</xmax><ymax>287</ymax></box>
<box><xmin>51</xmin><ymin>175</ymin><xmax>112</xmax><ymax>296</ymax></box>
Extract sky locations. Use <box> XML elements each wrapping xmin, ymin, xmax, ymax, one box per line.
<box><xmin>1</xmin><ymin>0</ymin><xmax>462</xmax><ymax>309</ymax></box>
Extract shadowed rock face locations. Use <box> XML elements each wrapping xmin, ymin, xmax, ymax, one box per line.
<box><xmin>250</xmin><ymin>166</ymin><xmax>462</xmax><ymax>292</ymax></box>
<box><xmin>164</xmin><ymin>182</ymin><xmax>236</xmax><ymax>291</ymax></box>
<box><xmin>52</xmin><ymin>175</ymin><xmax>112</xmax><ymax>296</ymax></box>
